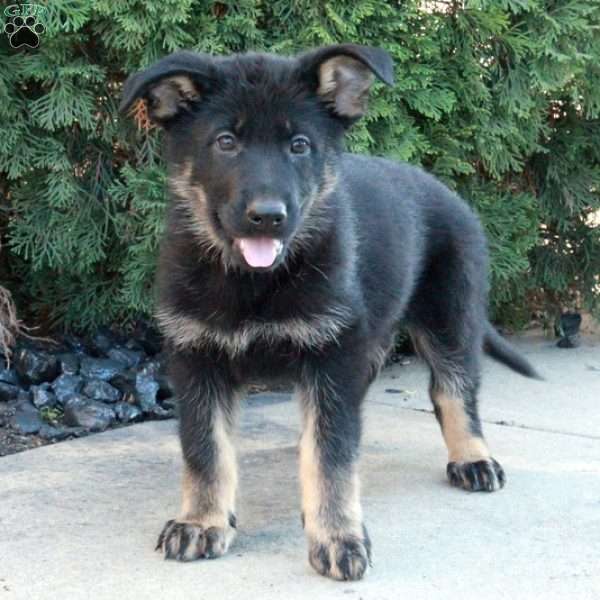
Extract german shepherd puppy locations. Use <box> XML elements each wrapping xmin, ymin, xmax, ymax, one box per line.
<box><xmin>120</xmin><ymin>44</ymin><xmax>538</xmax><ymax>581</ymax></box>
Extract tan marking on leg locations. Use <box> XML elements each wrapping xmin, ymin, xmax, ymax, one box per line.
<box><xmin>432</xmin><ymin>390</ymin><xmax>490</xmax><ymax>463</ymax></box>
<box><xmin>299</xmin><ymin>399</ymin><xmax>366</xmax><ymax>580</ymax></box>
<box><xmin>178</xmin><ymin>407</ymin><xmax>238</xmax><ymax>552</ymax></box>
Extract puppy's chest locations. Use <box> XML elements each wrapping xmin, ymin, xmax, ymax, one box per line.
<box><xmin>157</xmin><ymin>292</ymin><xmax>352</xmax><ymax>357</ymax></box>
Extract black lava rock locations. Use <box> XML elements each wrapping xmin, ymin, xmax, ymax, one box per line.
<box><xmin>62</xmin><ymin>335</ymin><xmax>89</xmax><ymax>355</ymax></box>
<box><xmin>109</xmin><ymin>369</ymin><xmax>137</xmax><ymax>397</ymax></box>
<box><xmin>0</xmin><ymin>362</ymin><xmax>20</xmax><ymax>385</ymax></box>
<box><xmin>107</xmin><ymin>347</ymin><xmax>144</xmax><ymax>369</ymax></box>
<box><xmin>156</xmin><ymin>373</ymin><xmax>174</xmax><ymax>400</ymax></box>
<box><xmin>154</xmin><ymin>405</ymin><xmax>174</xmax><ymax>419</ymax></box>
<box><xmin>132</xmin><ymin>319</ymin><xmax>162</xmax><ymax>356</ymax></box>
<box><xmin>52</xmin><ymin>374</ymin><xmax>84</xmax><ymax>404</ymax></box>
<box><xmin>14</xmin><ymin>347</ymin><xmax>60</xmax><ymax>385</ymax></box>
<box><xmin>31</xmin><ymin>383</ymin><xmax>57</xmax><ymax>409</ymax></box>
<box><xmin>124</xmin><ymin>338</ymin><xmax>145</xmax><ymax>352</ymax></box>
<box><xmin>161</xmin><ymin>397</ymin><xmax>177</xmax><ymax>411</ymax></box>
<box><xmin>57</xmin><ymin>353</ymin><xmax>80</xmax><ymax>376</ymax></box>
<box><xmin>38</xmin><ymin>424</ymin><xmax>77</xmax><ymax>441</ymax></box>
<box><xmin>80</xmin><ymin>357</ymin><xmax>125</xmax><ymax>381</ymax></box>
<box><xmin>135</xmin><ymin>372</ymin><xmax>159</xmax><ymax>412</ymax></box>
<box><xmin>134</xmin><ymin>372</ymin><xmax>173</xmax><ymax>418</ymax></box>
<box><xmin>17</xmin><ymin>389</ymin><xmax>31</xmax><ymax>404</ymax></box>
<box><xmin>83</xmin><ymin>378</ymin><xmax>121</xmax><ymax>403</ymax></box>
<box><xmin>0</xmin><ymin>381</ymin><xmax>20</xmax><ymax>402</ymax></box>
<box><xmin>138</xmin><ymin>359</ymin><xmax>161</xmax><ymax>378</ymax></box>
<box><xmin>63</xmin><ymin>396</ymin><xmax>115</xmax><ymax>432</ymax></box>
<box><xmin>10</xmin><ymin>401</ymin><xmax>44</xmax><ymax>434</ymax></box>
<box><xmin>114</xmin><ymin>401</ymin><xmax>144</xmax><ymax>423</ymax></box>
<box><xmin>88</xmin><ymin>326</ymin><xmax>121</xmax><ymax>356</ymax></box>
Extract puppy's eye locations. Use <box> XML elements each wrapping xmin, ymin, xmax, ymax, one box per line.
<box><xmin>290</xmin><ymin>135</ymin><xmax>311</xmax><ymax>155</ymax></box>
<box><xmin>216</xmin><ymin>133</ymin><xmax>237</xmax><ymax>152</ymax></box>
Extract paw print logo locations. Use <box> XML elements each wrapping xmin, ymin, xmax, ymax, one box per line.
<box><xmin>4</xmin><ymin>15</ymin><xmax>45</xmax><ymax>49</ymax></box>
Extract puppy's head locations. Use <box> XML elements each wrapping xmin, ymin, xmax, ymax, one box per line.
<box><xmin>120</xmin><ymin>45</ymin><xmax>393</xmax><ymax>271</ymax></box>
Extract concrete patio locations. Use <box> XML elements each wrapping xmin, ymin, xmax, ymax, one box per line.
<box><xmin>1</xmin><ymin>335</ymin><xmax>599</xmax><ymax>599</ymax></box>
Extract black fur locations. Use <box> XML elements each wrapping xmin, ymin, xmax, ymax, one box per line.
<box><xmin>122</xmin><ymin>44</ymin><xmax>538</xmax><ymax>580</ymax></box>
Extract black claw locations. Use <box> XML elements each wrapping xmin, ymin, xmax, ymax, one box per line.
<box><xmin>362</xmin><ymin>524</ymin><xmax>372</xmax><ymax>565</ymax></box>
<box><xmin>465</xmin><ymin>463</ymin><xmax>477</xmax><ymax>489</ymax></box>
<box><xmin>177</xmin><ymin>525</ymin><xmax>192</xmax><ymax>560</ymax></box>
<box><xmin>156</xmin><ymin>519</ymin><xmax>175</xmax><ymax>551</ymax></box>
<box><xmin>165</xmin><ymin>522</ymin><xmax>184</xmax><ymax>559</ymax></box>
<box><xmin>338</xmin><ymin>539</ymin><xmax>367</xmax><ymax>581</ymax></box>
<box><xmin>447</xmin><ymin>462</ymin><xmax>461</xmax><ymax>486</ymax></box>
<box><xmin>228</xmin><ymin>512</ymin><xmax>237</xmax><ymax>529</ymax></box>
<box><xmin>204</xmin><ymin>527</ymin><xmax>221</xmax><ymax>558</ymax></box>
<box><xmin>492</xmin><ymin>458</ymin><xmax>506</xmax><ymax>486</ymax></box>
<box><xmin>310</xmin><ymin>543</ymin><xmax>331</xmax><ymax>574</ymax></box>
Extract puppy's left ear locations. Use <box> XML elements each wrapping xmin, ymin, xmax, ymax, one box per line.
<box><xmin>299</xmin><ymin>44</ymin><xmax>394</xmax><ymax>121</ymax></box>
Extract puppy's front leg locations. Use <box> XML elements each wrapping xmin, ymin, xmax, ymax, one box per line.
<box><xmin>157</xmin><ymin>350</ymin><xmax>239</xmax><ymax>561</ymax></box>
<box><xmin>298</xmin><ymin>353</ymin><xmax>372</xmax><ymax>581</ymax></box>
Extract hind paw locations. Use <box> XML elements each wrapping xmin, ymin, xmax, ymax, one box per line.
<box><xmin>447</xmin><ymin>458</ymin><xmax>505</xmax><ymax>492</ymax></box>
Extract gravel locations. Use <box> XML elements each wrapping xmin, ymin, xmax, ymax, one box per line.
<box><xmin>0</xmin><ymin>321</ymin><xmax>175</xmax><ymax>456</ymax></box>
<box><xmin>31</xmin><ymin>383</ymin><xmax>57</xmax><ymax>409</ymax></box>
<box><xmin>80</xmin><ymin>358</ymin><xmax>126</xmax><ymax>381</ymax></box>
<box><xmin>63</xmin><ymin>396</ymin><xmax>116</xmax><ymax>432</ymax></box>
<box><xmin>14</xmin><ymin>348</ymin><xmax>60</xmax><ymax>385</ymax></box>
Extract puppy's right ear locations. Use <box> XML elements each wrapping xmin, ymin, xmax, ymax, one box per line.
<box><xmin>119</xmin><ymin>51</ymin><xmax>215</xmax><ymax>125</ymax></box>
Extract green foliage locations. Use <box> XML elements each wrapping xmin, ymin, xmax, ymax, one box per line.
<box><xmin>40</xmin><ymin>405</ymin><xmax>64</xmax><ymax>426</ymax></box>
<box><xmin>1</xmin><ymin>0</ymin><xmax>598</xmax><ymax>331</ymax></box>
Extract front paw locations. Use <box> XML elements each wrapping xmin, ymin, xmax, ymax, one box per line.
<box><xmin>308</xmin><ymin>527</ymin><xmax>372</xmax><ymax>581</ymax></box>
<box><xmin>156</xmin><ymin>516</ymin><xmax>236</xmax><ymax>561</ymax></box>
<box><xmin>447</xmin><ymin>457</ymin><xmax>506</xmax><ymax>492</ymax></box>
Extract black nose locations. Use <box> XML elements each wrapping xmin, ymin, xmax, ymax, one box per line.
<box><xmin>246</xmin><ymin>199</ymin><xmax>287</xmax><ymax>229</ymax></box>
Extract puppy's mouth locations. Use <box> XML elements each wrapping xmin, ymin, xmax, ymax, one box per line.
<box><xmin>234</xmin><ymin>237</ymin><xmax>284</xmax><ymax>269</ymax></box>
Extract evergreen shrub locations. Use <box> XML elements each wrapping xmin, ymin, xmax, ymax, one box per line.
<box><xmin>1</xmin><ymin>0</ymin><xmax>598</xmax><ymax>331</ymax></box>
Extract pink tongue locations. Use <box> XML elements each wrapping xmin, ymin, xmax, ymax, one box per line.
<box><xmin>238</xmin><ymin>237</ymin><xmax>279</xmax><ymax>268</ymax></box>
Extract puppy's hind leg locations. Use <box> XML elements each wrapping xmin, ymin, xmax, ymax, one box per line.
<box><xmin>157</xmin><ymin>350</ymin><xmax>240</xmax><ymax>561</ymax></box>
<box><xmin>412</xmin><ymin>328</ymin><xmax>506</xmax><ymax>492</ymax></box>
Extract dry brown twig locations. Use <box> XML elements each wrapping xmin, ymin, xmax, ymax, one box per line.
<box><xmin>0</xmin><ymin>285</ymin><xmax>20</xmax><ymax>365</ymax></box>
<box><xmin>0</xmin><ymin>238</ymin><xmax>43</xmax><ymax>364</ymax></box>
<box><xmin>130</xmin><ymin>98</ymin><xmax>155</xmax><ymax>132</ymax></box>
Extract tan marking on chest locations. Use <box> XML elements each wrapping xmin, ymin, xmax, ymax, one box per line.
<box><xmin>156</xmin><ymin>306</ymin><xmax>352</xmax><ymax>356</ymax></box>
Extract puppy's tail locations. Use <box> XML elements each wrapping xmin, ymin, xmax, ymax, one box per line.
<box><xmin>484</xmin><ymin>324</ymin><xmax>542</xmax><ymax>380</ymax></box>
